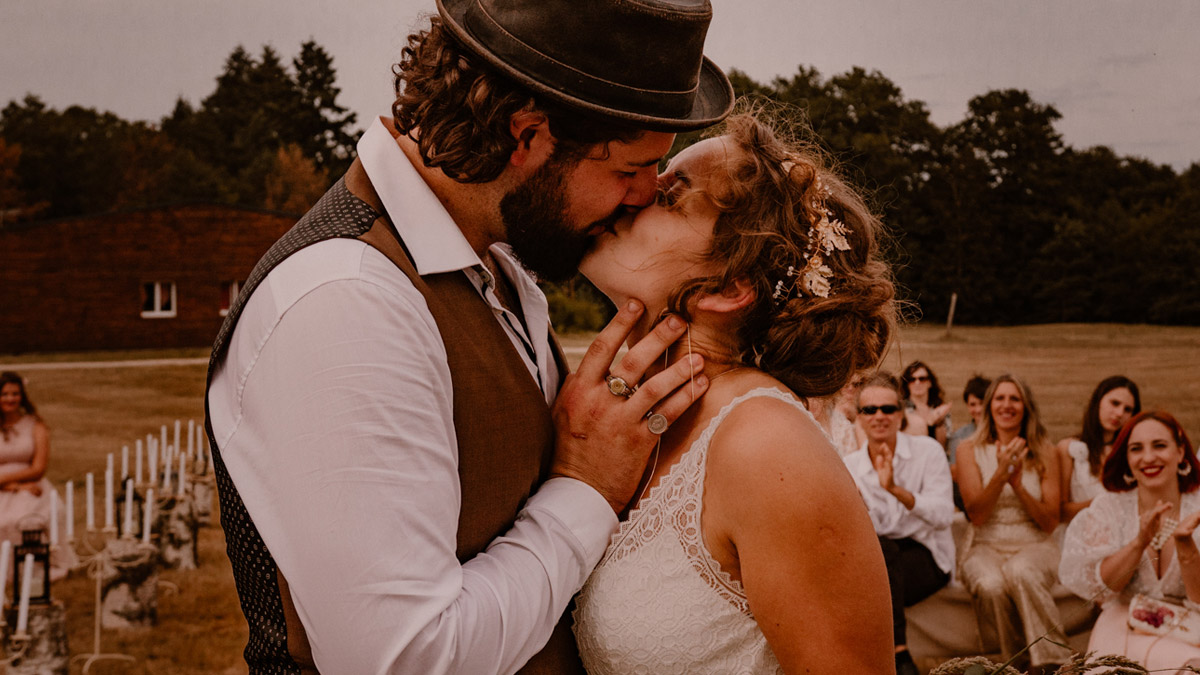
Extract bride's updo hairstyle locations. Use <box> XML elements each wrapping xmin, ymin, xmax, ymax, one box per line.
<box><xmin>666</xmin><ymin>106</ymin><xmax>895</xmax><ymax>399</ymax></box>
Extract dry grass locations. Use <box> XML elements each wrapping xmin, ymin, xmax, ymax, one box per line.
<box><xmin>4</xmin><ymin>323</ymin><xmax>1199</xmax><ymax>673</ymax></box>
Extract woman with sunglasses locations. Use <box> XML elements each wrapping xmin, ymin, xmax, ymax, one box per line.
<box><xmin>1060</xmin><ymin>411</ymin><xmax>1200</xmax><ymax>670</ymax></box>
<box><xmin>900</xmin><ymin>361</ymin><xmax>952</xmax><ymax>447</ymax></box>
<box><xmin>954</xmin><ymin>374</ymin><xmax>1069</xmax><ymax>674</ymax></box>
<box><xmin>843</xmin><ymin>372</ymin><xmax>955</xmax><ymax>675</ymax></box>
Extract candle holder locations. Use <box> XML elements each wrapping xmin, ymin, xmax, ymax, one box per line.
<box><xmin>69</xmin><ymin>530</ymin><xmax>141</xmax><ymax>674</ymax></box>
<box><xmin>0</xmin><ymin>631</ymin><xmax>32</xmax><ymax>672</ymax></box>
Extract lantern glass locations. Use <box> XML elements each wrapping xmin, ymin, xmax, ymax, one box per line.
<box><xmin>14</xmin><ymin>528</ymin><xmax>51</xmax><ymax>605</ymax></box>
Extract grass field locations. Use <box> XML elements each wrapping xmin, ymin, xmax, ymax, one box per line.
<box><xmin>4</xmin><ymin>323</ymin><xmax>1199</xmax><ymax>673</ymax></box>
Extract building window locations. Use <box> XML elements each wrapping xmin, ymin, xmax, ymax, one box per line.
<box><xmin>141</xmin><ymin>282</ymin><xmax>177</xmax><ymax>318</ymax></box>
<box><xmin>219</xmin><ymin>281</ymin><xmax>242</xmax><ymax>317</ymax></box>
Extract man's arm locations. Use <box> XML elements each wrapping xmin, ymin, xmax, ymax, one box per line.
<box><xmin>212</xmin><ymin>247</ymin><xmax>612</xmax><ymax>674</ymax></box>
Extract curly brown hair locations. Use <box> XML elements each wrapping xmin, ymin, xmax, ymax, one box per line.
<box><xmin>666</xmin><ymin>104</ymin><xmax>896</xmax><ymax>400</ymax></box>
<box><xmin>392</xmin><ymin>16</ymin><xmax>645</xmax><ymax>183</ymax></box>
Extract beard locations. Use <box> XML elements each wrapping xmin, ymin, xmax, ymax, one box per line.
<box><xmin>500</xmin><ymin>156</ymin><xmax>622</xmax><ymax>283</ymax></box>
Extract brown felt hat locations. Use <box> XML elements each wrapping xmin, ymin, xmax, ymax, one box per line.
<box><xmin>435</xmin><ymin>0</ymin><xmax>734</xmax><ymax>131</ymax></box>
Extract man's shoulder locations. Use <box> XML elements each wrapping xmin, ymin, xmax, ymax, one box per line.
<box><xmin>904</xmin><ymin>433</ymin><xmax>949</xmax><ymax>463</ymax></box>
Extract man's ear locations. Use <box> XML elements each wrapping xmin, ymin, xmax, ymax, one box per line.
<box><xmin>509</xmin><ymin>110</ymin><xmax>552</xmax><ymax>168</ymax></box>
<box><xmin>695</xmin><ymin>278</ymin><xmax>756</xmax><ymax>314</ymax></box>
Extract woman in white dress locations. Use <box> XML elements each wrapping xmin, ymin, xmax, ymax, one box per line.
<box><xmin>1056</xmin><ymin>376</ymin><xmax>1140</xmax><ymax>523</ymax></box>
<box><xmin>954</xmin><ymin>374</ymin><xmax>1070</xmax><ymax>674</ymax></box>
<box><xmin>571</xmin><ymin>110</ymin><xmax>896</xmax><ymax>673</ymax></box>
<box><xmin>1060</xmin><ymin>411</ymin><xmax>1200</xmax><ymax>671</ymax></box>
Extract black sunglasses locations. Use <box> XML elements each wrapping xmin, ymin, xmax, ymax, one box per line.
<box><xmin>859</xmin><ymin>405</ymin><xmax>901</xmax><ymax>415</ymax></box>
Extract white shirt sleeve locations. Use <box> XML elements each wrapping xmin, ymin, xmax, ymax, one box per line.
<box><xmin>208</xmin><ymin>241</ymin><xmax>617</xmax><ymax>675</ymax></box>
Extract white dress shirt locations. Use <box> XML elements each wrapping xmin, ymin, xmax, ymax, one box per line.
<box><xmin>207</xmin><ymin>117</ymin><xmax>617</xmax><ymax>674</ymax></box>
<box><xmin>843</xmin><ymin>432</ymin><xmax>956</xmax><ymax>574</ymax></box>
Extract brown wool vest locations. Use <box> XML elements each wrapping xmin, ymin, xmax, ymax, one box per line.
<box><xmin>205</xmin><ymin>160</ymin><xmax>583</xmax><ymax>674</ymax></box>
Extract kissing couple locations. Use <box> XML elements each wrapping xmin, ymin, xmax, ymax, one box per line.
<box><xmin>206</xmin><ymin>0</ymin><xmax>898</xmax><ymax>672</ymax></box>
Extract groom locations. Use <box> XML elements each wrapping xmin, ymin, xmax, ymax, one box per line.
<box><xmin>205</xmin><ymin>0</ymin><xmax>733</xmax><ymax>673</ymax></box>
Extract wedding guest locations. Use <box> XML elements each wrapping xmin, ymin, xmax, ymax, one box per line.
<box><xmin>948</xmin><ymin>374</ymin><xmax>991</xmax><ymax>466</ymax></box>
<box><xmin>901</xmin><ymin>360</ymin><xmax>952</xmax><ymax>447</ymax></box>
<box><xmin>955</xmin><ymin>374</ymin><xmax>1070</xmax><ymax>674</ymax></box>
<box><xmin>844</xmin><ymin>372</ymin><xmax>954</xmax><ymax>675</ymax></box>
<box><xmin>1057</xmin><ymin>376</ymin><xmax>1141</xmax><ymax>523</ymax></box>
<box><xmin>1060</xmin><ymin>411</ymin><xmax>1200</xmax><ymax>670</ymax></box>
<box><xmin>0</xmin><ymin>371</ymin><xmax>74</xmax><ymax>579</ymax></box>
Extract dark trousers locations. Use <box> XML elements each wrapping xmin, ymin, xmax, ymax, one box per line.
<box><xmin>879</xmin><ymin>536</ymin><xmax>950</xmax><ymax>647</ymax></box>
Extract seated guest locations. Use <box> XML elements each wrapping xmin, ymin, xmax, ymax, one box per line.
<box><xmin>955</xmin><ymin>374</ymin><xmax>1069</xmax><ymax>674</ymax></box>
<box><xmin>0</xmin><ymin>371</ymin><xmax>74</xmax><ymax>579</ymax></box>
<box><xmin>901</xmin><ymin>360</ymin><xmax>952</xmax><ymax>447</ymax></box>
<box><xmin>1057</xmin><ymin>376</ymin><xmax>1140</xmax><ymax>523</ymax></box>
<box><xmin>844</xmin><ymin>372</ymin><xmax>955</xmax><ymax>675</ymax></box>
<box><xmin>948</xmin><ymin>374</ymin><xmax>991</xmax><ymax>466</ymax></box>
<box><xmin>1060</xmin><ymin>411</ymin><xmax>1200</xmax><ymax>671</ymax></box>
<box><xmin>817</xmin><ymin>372</ymin><xmax>867</xmax><ymax>457</ymax></box>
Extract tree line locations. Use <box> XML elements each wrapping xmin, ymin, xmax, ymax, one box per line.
<box><xmin>2</xmin><ymin>43</ymin><xmax>1197</xmax><ymax>325</ymax></box>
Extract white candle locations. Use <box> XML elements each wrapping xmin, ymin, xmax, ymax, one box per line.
<box><xmin>160</xmin><ymin>425</ymin><xmax>167</xmax><ymax>463</ymax></box>
<box><xmin>106</xmin><ymin>452</ymin><xmax>114</xmax><ymax>478</ymax></box>
<box><xmin>49</xmin><ymin>490</ymin><xmax>59</xmax><ymax>545</ymax></box>
<box><xmin>173</xmin><ymin>419</ymin><xmax>181</xmax><ymax>460</ymax></box>
<box><xmin>187</xmin><ymin>419</ymin><xmax>195</xmax><ymax>460</ymax></box>
<box><xmin>121</xmin><ymin>445</ymin><xmax>129</xmax><ymax>480</ymax></box>
<box><xmin>149</xmin><ymin>438</ymin><xmax>158</xmax><ymax>487</ymax></box>
<box><xmin>135</xmin><ymin>439</ymin><xmax>143</xmax><ymax>485</ymax></box>
<box><xmin>142</xmin><ymin>488</ymin><xmax>154</xmax><ymax>544</ymax></box>
<box><xmin>123</xmin><ymin>479</ymin><xmax>135</xmax><ymax>537</ymax></box>
<box><xmin>104</xmin><ymin>467</ymin><xmax>115</xmax><ymax>530</ymax></box>
<box><xmin>0</xmin><ymin>540</ymin><xmax>10</xmax><ymax>611</ymax></box>
<box><xmin>177</xmin><ymin>450</ymin><xmax>187</xmax><ymax>497</ymax></box>
<box><xmin>65</xmin><ymin>481</ymin><xmax>74</xmax><ymax>541</ymax></box>
<box><xmin>85</xmin><ymin>472</ymin><xmax>95</xmax><ymax>531</ymax></box>
<box><xmin>163</xmin><ymin>450</ymin><xmax>172</xmax><ymax>492</ymax></box>
<box><xmin>16</xmin><ymin>553</ymin><xmax>33</xmax><ymax>634</ymax></box>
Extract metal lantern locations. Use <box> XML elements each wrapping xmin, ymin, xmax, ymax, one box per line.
<box><xmin>13</xmin><ymin>528</ymin><xmax>51</xmax><ymax>605</ymax></box>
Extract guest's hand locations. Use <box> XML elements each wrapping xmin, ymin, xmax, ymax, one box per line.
<box><xmin>1173</xmin><ymin>510</ymin><xmax>1200</xmax><ymax>545</ymax></box>
<box><xmin>927</xmin><ymin>403</ymin><xmax>951</xmax><ymax>426</ymax></box>
<box><xmin>871</xmin><ymin>446</ymin><xmax>895</xmax><ymax>491</ymax></box>
<box><xmin>998</xmin><ymin>438</ymin><xmax>1026</xmax><ymax>485</ymax></box>
<box><xmin>550</xmin><ymin>302</ymin><xmax>708</xmax><ymax>513</ymax></box>
<box><xmin>1138</xmin><ymin>500</ymin><xmax>1174</xmax><ymax>549</ymax></box>
<box><xmin>1</xmin><ymin>480</ymin><xmax>42</xmax><ymax>496</ymax></box>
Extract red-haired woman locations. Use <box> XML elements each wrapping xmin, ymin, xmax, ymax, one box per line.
<box><xmin>1060</xmin><ymin>411</ymin><xmax>1200</xmax><ymax>670</ymax></box>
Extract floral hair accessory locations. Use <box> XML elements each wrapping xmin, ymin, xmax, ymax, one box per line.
<box><xmin>771</xmin><ymin>175</ymin><xmax>851</xmax><ymax>304</ymax></box>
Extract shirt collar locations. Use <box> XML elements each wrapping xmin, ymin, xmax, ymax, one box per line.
<box><xmin>357</xmin><ymin>117</ymin><xmax>482</xmax><ymax>276</ymax></box>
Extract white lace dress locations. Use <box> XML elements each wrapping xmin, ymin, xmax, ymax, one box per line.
<box><xmin>572</xmin><ymin>387</ymin><xmax>801</xmax><ymax>674</ymax></box>
<box><xmin>1060</xmin><ymin>490</ymin><xmax>1200</xmax><ymax>669</ymax></box>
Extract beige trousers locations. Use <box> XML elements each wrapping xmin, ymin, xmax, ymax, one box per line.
<box><xmin>959</xmin><ymin>537</ymin><xmax>1073</xmax><ymax>666</ymax></box>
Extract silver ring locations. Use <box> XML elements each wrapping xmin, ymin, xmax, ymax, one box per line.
<box><xmin>646</xmin><ymin>412</ymin><xmax>669</xmax><ymax>435</ymax></box>
<box><xmin>605</xmin><ymin>375</ymin><xmax>636</xmax><ymax>398</ymax></box>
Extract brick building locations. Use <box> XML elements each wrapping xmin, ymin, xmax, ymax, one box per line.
<box><xmin>1</xmin><ymin>204</ymin><xmax>298</xmax><ymax>353</ymax></box>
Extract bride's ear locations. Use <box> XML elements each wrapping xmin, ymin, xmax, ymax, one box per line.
<box><xmin>695</xmin><ymin>278</ymin><xmax>755</xmax><ymax>315</ymax></box>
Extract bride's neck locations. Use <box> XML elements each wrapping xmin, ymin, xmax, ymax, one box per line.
<box><xmin>636</xmin><ymin>317</ymin><xmax>741</xmax><ymax>383</ymax></box>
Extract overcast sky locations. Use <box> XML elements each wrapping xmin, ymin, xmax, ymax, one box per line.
<box><xmin>3</xmin><ymin>0</ymin><xmax>1197</xmax><ymax>169</ymax></box>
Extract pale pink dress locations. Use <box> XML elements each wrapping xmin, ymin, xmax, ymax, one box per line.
<box><xmin>1060</xmin><ymin>490</ymin><xmax>1200</xmax><ymax>672</ymax></box>
<box><xmin>0</xmin><ymin>415</ymin><xmax>74</xmax><ymax>580</ymax></box>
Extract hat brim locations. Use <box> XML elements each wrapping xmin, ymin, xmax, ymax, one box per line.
<box><xmin>436</xmin><ymin>0</ymin><xmax>734</xmax><ymax>132</ymax></box>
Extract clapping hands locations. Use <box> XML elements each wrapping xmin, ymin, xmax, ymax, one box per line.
<box><xmin>1138</xmin><ymin>500</ymin><xmax>1175</xmax><ymax>550</ymax></box>
<box><xmin>871</xmin><ymin>446</ymin><xmax>895</xmax><ymax>491</ymax></box>
<box><xmin>996</xmin><ymin>437</ymin><xmax>1028</xmax><ymax>486</ymax></box>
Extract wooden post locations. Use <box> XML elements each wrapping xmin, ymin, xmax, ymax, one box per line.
<box><xmin>944</xmin><ymin>292</ymin><xmax>959</xmax><ymax>338</ymax></box>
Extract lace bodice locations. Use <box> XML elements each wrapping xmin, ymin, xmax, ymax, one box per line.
<box><xmin>572</xmin><ymin>387</ymin><xmax>809</xmax><ymax>674</ymax></box>
<box><xmin>1066</xmin><ymin>439</ymin><xmax>1104</xmax><ymax>503</ymax></box>
<box><xmin>1060</xmin><ymin>490</ymin><xmax>1200</xmax><ymax>607</ymax></box>
<box><xmin>973</xmin><ymin>442</ymin><xmax>1049</xmax><ymax>546</ymax></box>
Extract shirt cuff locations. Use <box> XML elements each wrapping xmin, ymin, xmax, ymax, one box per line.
<box><xmin>526</xmin><ymin>477</ymin><xmax>619</xmax><ymax>567</ymax></box>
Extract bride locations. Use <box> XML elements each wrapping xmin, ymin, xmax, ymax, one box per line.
<box><xmin>571</xmin><ymin>110</ymin><xmax>897</xmax><ymax>673</ymax></box>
